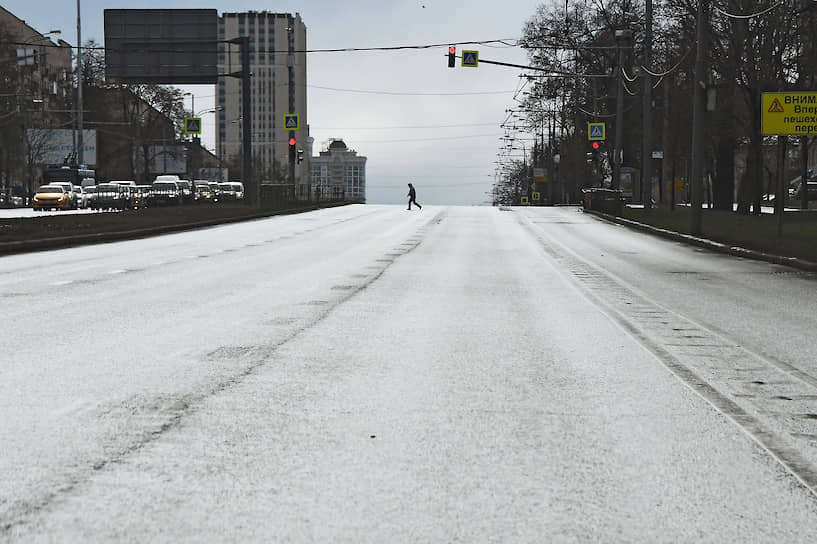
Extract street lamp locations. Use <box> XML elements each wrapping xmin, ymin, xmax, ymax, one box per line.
<box><xmin>184</xmin><ymin>92</ymin><xmax>195</xmax><ymax>116</ymax></box>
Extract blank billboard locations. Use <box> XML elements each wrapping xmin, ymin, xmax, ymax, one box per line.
<box><xmin>104</xmin><ymin>9</ymin><xmax>218</xmax><ymax>84</ymax></box>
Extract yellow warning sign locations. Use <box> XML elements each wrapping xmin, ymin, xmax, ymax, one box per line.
<box><xmin>762</xmin><ymin>92</ymin><xmax>817</xmax><ymax>135</ymax></box>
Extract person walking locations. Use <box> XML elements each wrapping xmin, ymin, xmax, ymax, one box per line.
<box><xmin>407</xmin><ymin>183</ymin><xmax>422</xmax><ymax>210</ymax></box>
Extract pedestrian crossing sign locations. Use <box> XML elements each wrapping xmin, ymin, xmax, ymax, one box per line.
<box><xmin>588</xmin><ymin>122</ymin><xmax>605</xmax><ymax>141</ymax></box>
<box><xmin>520</xmin><ymin>196</ymin><xmax>529</xmax><ymax>205</ymax></box>
<box><xmin>184</xmin><ymin>117</ymin><xmax>202</xmax><ymax>135</ymax></box>
<box><xmin>532</xmin><ymin>192</ymin><xmax>540</xmax><ymax>201</ymax></box>
<box><xmin>283</xmin><ymin>114</ymin><xmax>300</xmax><ymax>130</ymax></box>
<box><xmin>462</xmin><ymin>50</ymin><xmax>478</xmax><ymax>67</ymax></box>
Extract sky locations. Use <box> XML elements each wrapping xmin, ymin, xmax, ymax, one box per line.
<box><xmin>4</xmin><ymin>0</ymin><xmax>545</xmax><ymax>205</ymax></box>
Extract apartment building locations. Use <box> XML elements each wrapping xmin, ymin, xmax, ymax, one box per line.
<box><xmin>310</xmin><ymin>139</ymin><xmax>367</xmax><ymax>203</ymax></box>
<box><xmin>216</xmin><ymin>11</ymin><xmax>309</xmax><ymax>196</ymax></box>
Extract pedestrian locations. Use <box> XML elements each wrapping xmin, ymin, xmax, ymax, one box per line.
<box><xmin>407</xmin><ymin>183</ymin><xmax>422</xmax><ymax>210</ymax></box>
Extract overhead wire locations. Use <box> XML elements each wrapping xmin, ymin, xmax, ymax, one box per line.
<box><xmin>713</xmin><ymin>0</ymin><xmax>785</xmax><ymax>19</ymax></box>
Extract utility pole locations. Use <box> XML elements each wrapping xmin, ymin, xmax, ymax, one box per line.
<box><xmin>76</xmin><ymin>0</ymin><xmax>83</xmax><ymax>164</ymax></box>
<box><xmin>689</xmin><ymin>0</ymin><xmax>709</xmax><ymax>235</ymax></box>
<box><xmin>613</xmin><ymin>30</ymin><xmax>632</xmax><ymax>190</ymax></box>
<box><xmin>641</xmin><ymin>0</ymin><xmax>653</xmax><ymax>211</ymax></box>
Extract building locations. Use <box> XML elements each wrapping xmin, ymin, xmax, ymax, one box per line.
<box><xmin>310</xmin><ymin>139</ymin><xmax>367</xmax><ymax>203</ymax></box>
<box><xmin>1</xmin><ymin>7</ymin><xmax>74</xmax><ymax>196</ymax></box>
<box><xmin>216</xmin><ymin>11</ymin><xmax>309</xmax><ymax>198</ymax></box>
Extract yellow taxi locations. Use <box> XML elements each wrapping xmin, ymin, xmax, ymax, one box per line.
<box><xmin>32</xmin><ymin>185</ymin><xmax>72</xmax><ymax>211</ymax></box>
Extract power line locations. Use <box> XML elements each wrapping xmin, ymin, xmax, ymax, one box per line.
<box><xmin>352</xmin><ymin>133</ymin><xmax>499</xmax><ymax>143</ymax></box>
<box><xmin>308</xmin><ymin>84</ymin><xmax>513</xmax><ymax>96</ymax></box>
<box><xmin>6</xmin><ymin>38</ymin><xmax>518</xmax><ymax>55</ymax></box>
<box><xmin>313</xmin><ymin>123</ymin><xmax>499</xmax><ymax>130</ymax></box>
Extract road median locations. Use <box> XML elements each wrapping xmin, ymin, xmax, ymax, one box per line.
<box><xmin>0</xmin><ymin>202</ymin><xmax>350</xmax><ymax>256</ymax></box>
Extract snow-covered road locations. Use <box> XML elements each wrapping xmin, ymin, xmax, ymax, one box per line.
<box><xmin>2</xmin><ymin>204</ymin><xmax>817</xmax><ymax>541</ymax></box>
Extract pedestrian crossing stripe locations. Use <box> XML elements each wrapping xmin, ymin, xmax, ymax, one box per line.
<box><xmin>588</xmin><ymin>122</ymin><xmax>605</xmax><ymax>140</ymax></box>
<box><xmin>767</xmin><ymin>98</ymin><xmax>784</xmax><ymax>113</ymax></box>
<box><xmin>283</xmin><ymin>114</ymin><xmax>300</xmax><ymax>130</ymax></box>
<box><xmin>462</xmin><ymin>50</ymin><xmax>478</xmax><ymax>67</ymax></box>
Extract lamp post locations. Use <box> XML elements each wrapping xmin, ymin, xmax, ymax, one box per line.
<box><xmin>184</xmin><ymin>92</ymin><xmax>195</xmax><ymax>118</ymax></box>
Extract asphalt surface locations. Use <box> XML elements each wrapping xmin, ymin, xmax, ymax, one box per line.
<box><xmin>2</xmin><ymin>205</ymin><xmax>817</xmax><ymax>541</ymax></box>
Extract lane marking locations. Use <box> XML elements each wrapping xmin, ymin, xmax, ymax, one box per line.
<box><xmin>517</xmin><ymin>210</ymin><xmax>817</xmax><ymax>498</ymax></box>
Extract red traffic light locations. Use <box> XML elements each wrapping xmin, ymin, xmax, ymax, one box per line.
<box><xmin>592</xmin><ymin>141</ymin><xmax>600</xmax><ymax>149</ymax></box>
<box><xmin>289</xmin><ymin>137</ymin><xmax>296</xmax><ymax>146</ymax></box>
<box><xmin>449</xmin><ymin>46</ymin><xmax>456</xmax><ymax>54</ymax></box>
<box><xmin>448</xmin><ymin>45</ymin><xmax>456</xmax><ymax>68</ymax></box>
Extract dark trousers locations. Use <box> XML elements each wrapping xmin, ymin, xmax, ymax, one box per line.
<box><xmin>408</xmin><ymin>197</ymin><xmax>421</xmax><ymax>210</ymax></box>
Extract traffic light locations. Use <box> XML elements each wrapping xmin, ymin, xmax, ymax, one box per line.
<box><xmin>297</xmin><ymin>149</ymin><xmax>304</xmax><ymax>164</ymax></box>
<box><xmin>448</xmin><ymin>45</ymin><xmax>456</xmax><ymax>68</ymax></box>
<box><xmin>289</xmin><ymin>136</ymin><xmax>296</xmax><ymax>163</ymax></box>
<box><xmin>592</xmin><ymin>141</ymin><xmax>600</xmax><ymax>150</ymax></box>
<box><xmin>289</xmin><ymin>136</ymin><xmax>296</xmax><ymax>147</ymax></box>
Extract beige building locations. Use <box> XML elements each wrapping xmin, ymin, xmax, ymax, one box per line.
<box><xmin>0</xmin><ymin>6</ymin><xmax>73</xmax><ymax>104</ymax></box>
<box><xmin>310</xmin><ymin>139</ymin><xmax>367</xmax><ymax>203</ymax></box>
<box><xmin>1</xmin><ymin>7</ymin><xmax>74</xmax><ymax>195</ymax></box>
<box><xmin>216</xmin><ymin>11</ymin><xmax>309</xmax><ymax>197</ymax></box>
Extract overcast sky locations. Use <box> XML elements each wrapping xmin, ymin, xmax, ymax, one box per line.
<box><xmin>5</xmin><ymin>1</ymin><xmax>543</xmax><ymax>205</ymax></box>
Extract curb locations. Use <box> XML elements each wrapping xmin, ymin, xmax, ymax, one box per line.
<box><xmin>0</xmin><ymin>202</ymin><xmax>350</xmax><ymax>257</ymax></box>
<box><xmin>583</xmin><ymin>209</ymin><xmax>817</xmax><ymax>273</ymax></box>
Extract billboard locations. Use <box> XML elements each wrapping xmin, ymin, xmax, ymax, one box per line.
<box><xmin>104</xmin><ymin>9</ymin><xmax>219</xmax><ymax>84</ymax></box>
<box><xmin>27</xmin><ymin>129</ymin><xmax>97</xmax><ymax>165</ymax></box>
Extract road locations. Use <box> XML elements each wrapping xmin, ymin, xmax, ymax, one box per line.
<box><xmin>2</xmin><ymin>204</ymin><xmax>817</xmax><ymax>541</ymax></box>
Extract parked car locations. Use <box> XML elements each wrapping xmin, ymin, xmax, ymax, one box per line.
<box><xmin>72</xmin><ymin>185</ymin><xmax>89</xmax><ymax>209</ymax></box>
<box><xmin>93</xmin><ymin>183</ymin><xmax>132</xmax><ymax>210</ymax></box>
<box><xmin>794</xmin><ymin>181</ymin><xmax>817</xmax><ymax>200</ymax></box>
<box><xmin>231</xmin><ymin>182</ymin><xmax>245</xmax><ymax>200</ymax></box>
<box><xmin>32</xmin><ymin>185</ymin><xmax>72</xmax><ymax>211</ymax></box>
<box><xmin>148</xmin><ymin>181</ymin><xmax>182</xmax><ymax>206</ymax></box>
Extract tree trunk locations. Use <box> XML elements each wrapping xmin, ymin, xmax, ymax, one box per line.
<box><xmin>713</xmin><ymin>137</ymin><xmax>735</xmax><ymax>210</ymax></box>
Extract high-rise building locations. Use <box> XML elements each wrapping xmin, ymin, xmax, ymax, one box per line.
<box><xmin>216</xmin><ymin>11</ymin><xmax>308</xmax><ymax>197</ymax></box>
<box><xmin>310</xmin><ymin>139</ymin><xmax>367</xmax><ymax>203</ymax></box>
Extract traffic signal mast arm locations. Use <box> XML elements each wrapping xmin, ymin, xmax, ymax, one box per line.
<box><xmin>445</xmin><ymin>49</ymin><xmax>608</xmax><ymax>77</ymax></box>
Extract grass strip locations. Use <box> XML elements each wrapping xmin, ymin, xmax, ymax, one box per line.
<box><xmin>622</xmin><ymin>205</ymin><xmax>817</xmax><ymax>263</ymax></box>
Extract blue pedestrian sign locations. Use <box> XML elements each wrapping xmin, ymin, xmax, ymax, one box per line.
<box><xmin>588</xmin><ymin>122</ymin><xmax>605</xmax><ymax>141</ymax></box>
<box><xmin>184</xmin><ymin>117</ymin><xmax>201</xmax><ymax>135</ymax></box>
<box><xmin>283</xmin><ymin>114</ymin><xmax>300</xmax><ymax>130</ymax></box>
<box><xmin>462</xmin><ymin>50</ymin><xmax>479</xmax><ymax>67</ymax></box>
